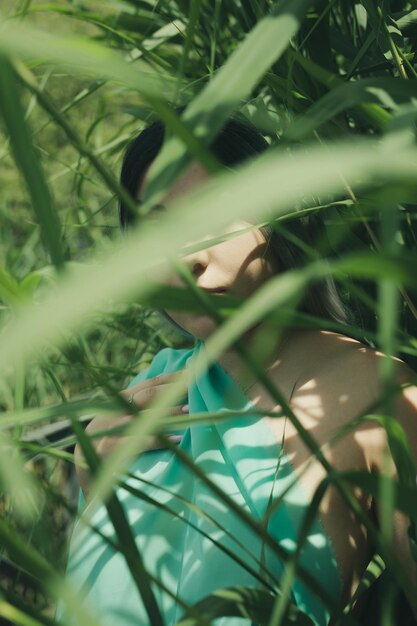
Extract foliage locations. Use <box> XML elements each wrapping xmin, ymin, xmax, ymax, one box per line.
<box><xmin>0</xmin><ymin>0</ymin><xmax>417</xmax><ymax>625</ymax></box>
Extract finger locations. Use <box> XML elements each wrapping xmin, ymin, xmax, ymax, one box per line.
<box><xmin>138</xmin><ymin>404</ymin><xmax>189</xmax><ymax>419</ymax></box>
<box><xmin>122</xmin><ymin>370</ymin><xmax>188</xmax><ymax>396</ymax></box>
<box><xmin>148</xmin><ymin>432</ymin><xmax>185</xmax><ymax>450</ymax></box>
<box><xmin>145</xmin><ymin>435</ymin><xmax>182</xmax><ymax>452</ymax></box>
<box><xmin>123</xmin><ymin>383</ymin><xmax>189</xmax><ymax>411</ymax></box>
<box><xmin>86</xmin><ymin>413</ymin><xmax>134</xmax><ymax>436</ymax></box>
<box><xmin>99</xmin><ymin>406</ymin><xmax>187</xmax><ymax>455</ymax></box>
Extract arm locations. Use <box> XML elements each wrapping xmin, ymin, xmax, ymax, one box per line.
<box><xmin>281</xmin><ymin>336</ymin><xmax>417</xmax><ymax>597</ymax></box>
<box><xmin>363</xmin><ymin>355</ymin><xmax>417</xmax><ymax>589</ymax></box>
<box><xmin>74</xmin><ymin>371</ymin><xmax>188</xmax><ymax>498</ymax></box>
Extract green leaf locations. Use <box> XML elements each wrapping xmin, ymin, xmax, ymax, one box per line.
<box><xmin>0</xmin><ymin>267</ymin><xmax>22</xmax><ymax>306</ymax></box>
<box><xmin>0</xmin><ymin>601</ymin><xmax>48</xmax><ymax>626</ymax></box>
<box><xmin>174</xmin><ymin>585</ymin><xmax>315</xmax><ymax>626</ymax></box>
<box><xmin>0</xmin><ymin>434</ymin><xmax>40</xmax><ymax>521</ymax></box>
<box><xmin>288</xmin><ymin>49</ymin><xmax>391</xmax><ymax>129</ymax></box>
<box><xmin>340</xmin><ymin>470</ymin><xmax>417</xmax><ymax>521</ymax></box>
<box><xmin>69</xmin><ymin>412</ymin><xmax>165</xmax><ymax>626</ymax></box>
<box><xmin>341</xmin><ymin>553</ymin><xmax>386</xmax><ymax>618</ymax></box>
<box><xmin>1</xmin><ymin>137</ymin><xmax>417</xmax><ymax>378</ymax></box>
<box><xmin>0</xmin><ymin>56</ymin><xmax>64</xmax><ymax>269</ymax></box>
<box><xmin>143</xmin><ymin>0</ymin><xmax>310</xmax><ymax>203</ymax></box>
<box><xmin>286</xmin><ymin>77</ymin><xmax>417</xmax><ymax>139</ymax></box>
<box><xmin>0</xmin><ymin>15</ymin><xmax>183</xmax><ymax>98</ymax></box>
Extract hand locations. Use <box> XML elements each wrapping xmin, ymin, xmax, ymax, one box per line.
<box><xmin>74</xmin><ymin>371</ymin><xmax>189</xmax><ymax>497</ymax></box>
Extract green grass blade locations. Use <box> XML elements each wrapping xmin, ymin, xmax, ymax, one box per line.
<box><xmin>288</xmin><ymin>49</ymin><xmax>391</xmax><ymax>129</ymax></box>
<box><xmin>118</xmin><ymin>477</ymin><xmax>280</xmax><ymax>591</ymax></box>
<box><xmin>174</xmin><ymin>585</ymin><xmax>315</xmax><ymax>626</ymax></box>
<box><xmin>0</xmin><ymin>602</ymin><xmax>48</xmax><ymax>626</ymax></box>
<box><xmin>0</xmin><ymin>434</ymin><xmax>40</xmax><ymax>520</ymax></box>
<box><xmin>286</xmin><ymin>77</ymin><xmax>417</xmax><ymax>140</ymax></box>
<box><xmin>69</xmin><ymin>413</ymin><xmax>165</xmax><ymax>626</ymax></box>
<box><xmin>1</xmin><ymin>137</ymin><xmax>417</xmax><ymax>379</ymax></box>
<box><xmin>0</xmin><ymin>15</ymin><xmax>183</xmax><ymax>99</ymax></box>
<box><xmin>0</xmin><ymin>267</ymin><xmax>22</xmax><ymax>305</ymax></box>
<box><xmin>339</xmin><ymin>469</ymin><xmax>417</xmax><ymax>521</ymax></box>
<box><xmin>144</xmin><ymin>0</ymin><xmax>310</xmax><ymax>202</ymax></box>
<box><xmin>0</xmin><ymin>55</ymin><xmax>64</xmax><ymax>269</ymax></box>
<box><xmin>0</xmin><ymin>516</ymin><xmax>54</xmax><ymax>584</ymax></box>
<box><xmin>340</xmin><ymin>554</ymin><xmax>386</xmax><ymax>623</ymax></box>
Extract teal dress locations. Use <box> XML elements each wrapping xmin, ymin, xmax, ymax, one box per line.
<box><xmin>58</xmin><ymin>339</ymin><xmax>341</xmax><ymax>626</ymax></box>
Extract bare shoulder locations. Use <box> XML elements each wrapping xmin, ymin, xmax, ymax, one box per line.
<box><xmin>291</xmin><ymin>329</ymin><xmax>415</xmax><ymax>403</ymax></box>
<box><xmin>287</xmin><ymin>329</ymin><xmax>417</xmax><ymax>469</ymax></box>
<box><xmin>267</xmin><ymin>330</ymin><xmax>417</xmax><ymax>591</ymax></box>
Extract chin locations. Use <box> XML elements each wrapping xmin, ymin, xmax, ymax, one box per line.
<box><xmin>168</xmin><ymin>312</ymin><xmax>219</xmax><ymax>340</ymax></box>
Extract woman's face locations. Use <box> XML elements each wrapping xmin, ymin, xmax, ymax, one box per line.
<box><xmin>136</xmin><ymin>160</ymin><xmax>279</xmax><ymax>339</ymax></box>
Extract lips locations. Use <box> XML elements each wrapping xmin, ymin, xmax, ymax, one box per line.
<box><xmin>201</xmin><ymin>287</ymin><xmax>226</xmax><ymax>294</ymax></box>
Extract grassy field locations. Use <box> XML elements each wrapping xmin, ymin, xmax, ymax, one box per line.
<box><xmin>1</xmin><ymin>1</ymin><xmax>417</xmax><ymax>625</ymax></box>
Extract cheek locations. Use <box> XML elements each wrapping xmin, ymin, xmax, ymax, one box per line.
<box><xmin>248</xmin><ymin>255</ymin><xmax>277</xmax><ymax>286</ymax></box>
<box><xmin>216</xmin><ymin>231</ymin><xmax>275</xmax><ymax>294</ymax></box>
<box><xmin>229</xmin><ymin>230</ymin><xmax>275</xmax><ymax>273</ymax></box>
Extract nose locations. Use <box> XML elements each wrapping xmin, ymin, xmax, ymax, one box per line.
<box><xmin>165</xmin><ymin>234</ymin><xmax>214</xmax><ymax>287</ymax></box>
<box><xmin>180</xmin><ymin>243</ymin><xmax>210</xmax><ymax>279</ymax></box>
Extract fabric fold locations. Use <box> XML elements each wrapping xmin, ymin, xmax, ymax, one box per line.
<box><xmin>57</xmin><ymin>340</ymin><xmax>341</xmax><ymax>626</ymax></box>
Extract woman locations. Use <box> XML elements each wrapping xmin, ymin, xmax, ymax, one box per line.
<box><xmin>63</xmin><ymin>115</ymin><xmax>417</xmax><ymax>626</ymax></box>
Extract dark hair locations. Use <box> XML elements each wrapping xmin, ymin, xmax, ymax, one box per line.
<box><xmin>119</xmin><ymin>114</ymin><xmax>353</xmax><ymax>331</ymax></box>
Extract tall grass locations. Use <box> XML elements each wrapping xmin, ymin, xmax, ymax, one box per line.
<box><xmin>0</xmin><ymin>1</ymin><xmax>417</xmax><ymax>624</ymax></box>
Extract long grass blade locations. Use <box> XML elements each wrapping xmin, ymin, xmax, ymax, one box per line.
<box><xmin>67</xmin><ymin>411</ymin><xmax>165</xmax><ymax>626</ymax></box>
<box><xmin>144</xmin><ymin>0</ymin><xmax>310</xmax><ymax>202</ymax></box>
<box><xmin>1</xmin><ymin>138</ymin><xmax>417</xmax><ymax>377</ymax></box>
<box><xmin>286</xmin><ymin>77</ymin><xmax>417</xmax><ymax>140</ymax></box>
<box><xmin>0</xmin><ymin>55</ymin><xmax>64</xmax><ymax>269</ymax></box>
